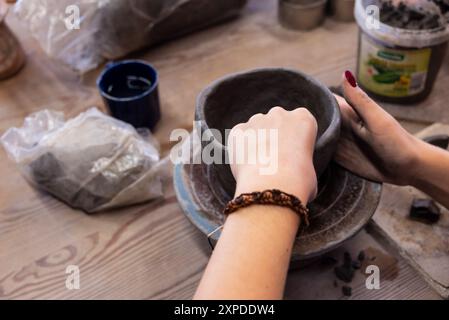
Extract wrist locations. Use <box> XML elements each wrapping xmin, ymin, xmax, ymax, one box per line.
<box><xmin>409</xmin><ymin>139</ymin><xmax>438</xmax><ymax>189</ymax></box>
<box><xmin>234</xmin><ymin>165</ymin><xmax>316</xmax><ymax>204</ymax></box>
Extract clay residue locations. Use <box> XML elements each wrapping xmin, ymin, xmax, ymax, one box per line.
<box><xmin>434</xmin><ymin>0</ymin><xmax>449</xmax><ymax>15</ymax></box>
<box><xmin>391</xmin><ymin>213</ymin><xmax>449</xmax><ymax>255</ymax></box>
<box><xmin>361</xmin><ymin>247</ymin><xmax>399</xmax><ymax>281</ymax></box>
<box><xmin>376</xmin><ymin>0</ymin><xmax>448</xmax><ymax>29</ymax></box>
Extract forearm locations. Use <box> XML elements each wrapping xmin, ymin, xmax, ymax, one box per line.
<box><xmin>193</xmin><ymin>175</ymin><xmax>311</xmax><ymax>300</ymax></box>
<box><xmin>193</xmin><ymin>204</ymin><xmax>300</xmax><ymax>300</ymax></box>
<box><xmin>411</xmin><ymin>140</ymin><xmax>449</xmax><ymax>209</ymax></box>
<box><xmin>194</xmin><ymin>107</ymin><xmax>317</xmax><ymax>300</ymax></box>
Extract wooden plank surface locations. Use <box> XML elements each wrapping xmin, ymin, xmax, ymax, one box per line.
<box><xmin>0</xmin><ymin>0</ymin><xmax>446</xmax><ymax>299</ymax></box>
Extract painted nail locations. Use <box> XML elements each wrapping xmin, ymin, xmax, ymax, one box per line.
<box><xmin>345</xmin><ymin>70</ymin><xmax>357</xmax><ymax>88</ymax></box>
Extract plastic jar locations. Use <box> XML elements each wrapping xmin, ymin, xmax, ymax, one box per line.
<box><xmin>354</xmin><ymin>0</ymin><xmax>449</xmax><ymax>104</ymax></box>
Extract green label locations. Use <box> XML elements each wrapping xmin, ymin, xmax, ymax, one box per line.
<box><xmin>377</xmin><ymin>51</ymin><xmax>404</xmax><ymax>61</ymax></box>
<box><xmin>358</xmin><ymin>34</ymin><xmax>431</xmax><ymax>97</ymax></box>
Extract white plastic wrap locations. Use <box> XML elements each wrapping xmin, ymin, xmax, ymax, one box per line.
<box><xmin>1</xmin><ymin>107</ymin><xmax>166</xmax><ymax>212</ymax></box>
<box><xmin>14</xmin><ymin>0</ymin><xmax>247</xmax><ymax>73</ymax></box>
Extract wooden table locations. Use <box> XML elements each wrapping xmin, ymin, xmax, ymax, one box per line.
<box><xmin>0</xmin><ymin>0</ymin><xmax>446</xmax><ymax>299</ymax></box>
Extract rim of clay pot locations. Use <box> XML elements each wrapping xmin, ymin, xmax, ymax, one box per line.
<box><xmin>195</xmin><ymin>67</ymin><xmax>341</xmax><ymax>156</ymax></box>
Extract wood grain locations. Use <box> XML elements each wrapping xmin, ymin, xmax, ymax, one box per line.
<box><xmin>0</xmin><ymin>0</ymin><xmax>445</xmax><ymax>299</ymax></box>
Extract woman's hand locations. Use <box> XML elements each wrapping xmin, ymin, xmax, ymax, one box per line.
<box><xmin>334</xmin><ymin>71</ymin><xmax>423</xmax><ymax>186</ymax></box>
<box><xmin>227</xmin><ymin>106</ymin><xmax>318</xmax><ymax>204</ymax></box>
<box><xmin>194</xmin><ymin>106</ymin><xmax>318</xmax><ymax>300</ymax></box>
<box><xmin>335</xmin><ymin>70</ymin><xmax>449</xmax><ymax>209</ymax></box>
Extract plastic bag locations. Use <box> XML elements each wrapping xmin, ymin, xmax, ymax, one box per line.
<box><xmin>1</xmin><ymin>107</ymin><xmax>166</xmax><ymax>213</ymax></box>
<box><xmin>14</xmin><ymin>0</ymin><xmax>247</xmax><ymax>73</ymax></box>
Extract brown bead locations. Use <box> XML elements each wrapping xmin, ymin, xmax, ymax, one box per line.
<box><xmin>224</xmin><ymin>189</ymin><xmax>309</xmax><ymax>227</ymax></box>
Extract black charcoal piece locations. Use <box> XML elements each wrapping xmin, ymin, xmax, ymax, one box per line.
<box><xmin>342</xmin><ymin>286</ymin><xmax>352</xmax><ymax>297</ymax></box>
<box><xmin>409</xmin><ymin>198</ymin><xmax>441</xmax><ymax>224</ymax></box>
<box><xmin>343</xmin><ymin>252</ymin><xmax>352</xmax><ymax>268</ymax></box>
<box><xmin>358</xmin><ymin>250</ymin><xmax>365</xmax><ymax>262</ymax></box>
<box><xmin>334</xmin><ymin>266</ymin><xmax>355</xmax><ymax>283</ymax></box>
<box><xmin>352</xmin><ymin>261</ymin><xmax>361</xmax><ymax>270</ymax></box>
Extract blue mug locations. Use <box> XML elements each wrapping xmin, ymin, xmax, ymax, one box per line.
<box><xmin>97</xmin><ymin>60</ymin><xmax>161</xmax><ymax>131</ymax></box>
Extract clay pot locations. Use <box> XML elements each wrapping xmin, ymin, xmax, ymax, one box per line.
<box><xmin>0</xmin><ymin>3</ymin><xmax>25</xmax><ymax>80</ymax></box>
<box><xmin>195</xmin><ymin>68</ymin><xmax>341</xmax><ymax>200</ymax></box>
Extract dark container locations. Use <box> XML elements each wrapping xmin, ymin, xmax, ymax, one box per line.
<box><xmin>97</xmin><ymin>60</ymin><xmax>160</xmax><ymax>130</ymax></box>
<box><xmin>195</xmin><ymin>68</ymin><xmax>341</xmax><ymax>200</ymax></box>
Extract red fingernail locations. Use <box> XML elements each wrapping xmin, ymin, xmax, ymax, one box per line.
<box><xmin>345</xmin><ymin>70</ymin><xmax>357</xmax><ymax>88</ymax></box>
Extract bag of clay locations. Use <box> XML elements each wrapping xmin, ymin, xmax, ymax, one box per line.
<box><xmin>1</xmin><ymin>107</ymin><xmax>167</xmax><ymax>213</ymax></box>
<box><xmin>14</xmin><ymin>0</ymin><xmax>247</xmax><ymax>73</ymax></box>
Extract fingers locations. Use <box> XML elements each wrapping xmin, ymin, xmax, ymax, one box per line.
<box><xmin>341</xmin><ymin>71</ymin><xmax>391</xmax><ymax>129</ymax></box>
<box><xmin>334</xmin><ymin>94</ymin><xmax>360</xmax><ymax>125</ymax></box>
<box><xmin>334</xmin><ymin>93</ymin><xmax>367</xmax><ymax>137</ymax></box>
<box><xmin>245</xmin><ymin>107</ymin><xmax>317</xmax><ymax>129</ymax></box>
<box><xmin>232</xmin><ymin>106</ymin><xmax>317</xmax><ymax>150</ymax></box>
<box><xmin>334</xmin><ymin>134</ymin><xmax>385</xmax><ymax>183</ymax></box>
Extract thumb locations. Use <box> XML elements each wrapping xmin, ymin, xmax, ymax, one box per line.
<box><xmin>342</xmin><ymin>70</ymin><xmax>391</xmax><ymax>130</ymax></box>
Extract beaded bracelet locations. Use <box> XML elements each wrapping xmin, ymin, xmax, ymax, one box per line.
<box><xmin>223</xmin><ymin>189</ymin><xmax>309</xmax><ymax>226</ymax></box>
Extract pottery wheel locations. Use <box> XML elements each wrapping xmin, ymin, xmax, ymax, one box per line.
<box><xmin>174</xmin><ymin>162</ymin><xmax>382</xmax><ymax>261</ymax></box>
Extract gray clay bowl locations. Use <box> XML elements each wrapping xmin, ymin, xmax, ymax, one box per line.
<box><xmin>195</xmin><ymin>68</ymin><xmax>341</xmax><ymax>200</ymax></box>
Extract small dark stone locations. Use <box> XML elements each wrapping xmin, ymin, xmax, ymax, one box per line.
<box><xmin>409</xmin><ymin>198</ymin><xmax>441</xmax><ymax>224</ymax></box>
<box><xmin>343</xmin><ymin>251</ymin><xmax>352</xmax><ymax>268</ymax></box>
<box><xmin>342</xmin><ymin>285</ymin><xmax>352</xmax><ymax>297</ymax></box>
<box><xmin>334</xmin><ymin>266</ymin><xmax>355</xmax><ymax>283</ymax></box>
<box><xmin>358</xmin><ymin>250</ymin><xmax>365</xmax><ymax>262</ymax></box>
<box><xmin>352</xmin><ymin>261</ymin><xmax>361</xmax><ymax>270</ymax></box>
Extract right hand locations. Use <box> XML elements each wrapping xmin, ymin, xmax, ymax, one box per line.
<box><xmin>334</xmin><ymin>71</ymin><xmax>423</xmax><ymax>186</ymax></box>
<box><xmin>227</xmin><ymin>106</ymin><xmax>318</xmax><ymax>204</ymax></box>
